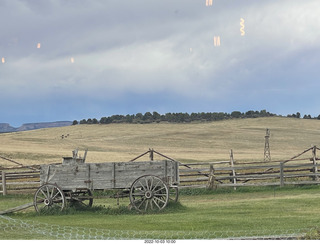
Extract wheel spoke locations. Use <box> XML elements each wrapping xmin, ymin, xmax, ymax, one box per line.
<box><xmin>36</xmin><ymin>196</ymin><xmax>46</xmax><ymax>201</ymax></box>
<box><xmin>154</xmin><ymin>186</ymin><xmax>166</xmax><ymax>194</ymax></box>
<box><xmin>52</xmin><ymin>197</ymin><xmax>63</xmax><ymax>203</ymax></box>
<box><xmin>40</xmin><ymin>189</ymin><xmax>48</xmax><ymax>199</ymax></box>
<box><xmin>50</xmin><ymin>186</ymin><xmax>55</xmax><ymax>198</ymax></box>
<box><xmin>153</xmin><ymin>196</ymin><xmax>167</xmax><ymax>205</ymax></box>
<box><xmin>138</xmin><ymin>180</ymin><xmax>147</xmax><ymax>191</ymax></box>
<box><xmin>149</xmin><ymin>177</ymin><xmax>154</xmax><ymax>191</ymax></box>
<box><xmin>52</xmin><ymin>191</ymin><xmax>61</xmax><ymax>200</ymax></box>
<box><xmin>137</xmin><ymin>197</ymin><xmax>146</xmax><ymax>209</ymax></box>
<box><xmin>144</xmin><ymin>199</ymin><xmax>149</xmax><ymax>211</ymax></box>
<box><xmin>152</xmin><ymin>198</ymin><xmax>161</xmax><ymax>210</ymax></box>
<box><xmin>154</xmin><ymin>193</ymin><xmax>167</xmax><ymax>197</ymax></box>
<box><xmin>46</xmin><ymin>186</ymin><xmax>50</xmax><ymax>199</ymax></box>
<box><xmin>151</xmin><ymin>180</ymin><xmax>161</xmax><ymax>191</ymax></box>
<box><xmin>144</xmin><ymin>177</ymin><xmax>149</xmax><ymax>190</ymax></box>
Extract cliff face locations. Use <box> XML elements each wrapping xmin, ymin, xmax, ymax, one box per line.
<box><xmin>0</xmin><ymin>123</ymin><xmax>17</xmax><ymax>133</ymax></box>
<box><xmin>0</xmin><ymin>121</ymin><xmax>72</xmax><ymax>133</ymax></box>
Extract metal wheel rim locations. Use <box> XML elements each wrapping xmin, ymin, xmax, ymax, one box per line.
<box><xmin>34</xmin><ymin>183</ymin><xmax>65</xmax><ymax>213</ymax></box>
<box><xmin>129</xmin><ymin>175</ymin><xmax>169</xmax><ymax>212</ymax></box>
<box><xmin>169</xmin><ymin>187</ymin><xmax>179</xmax><ymax>202</ymax></box>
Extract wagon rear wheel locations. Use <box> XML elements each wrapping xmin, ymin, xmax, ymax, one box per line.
<box><xmin>129</xmin><ymin>175</ymin><xmax>169</xmax><ymax>212</ymax></box>
<box><xmin>34</xmin><ymin>183</ymin><xmax>66</xmax><ymax>213</ymax></box>
<box><xmin>169</xmin><ymin>186</ymin><xmax>179</xmax><ymax>202</ymax></box>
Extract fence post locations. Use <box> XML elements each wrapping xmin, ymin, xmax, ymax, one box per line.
<box><xmin>207</xmin><ymin>164</ymin><xmax>216</xmax><ymax>189</ymax></box>
<box><xmin>149</xmin><ymin>148</ymin><xmax>154</xmax><ymax>161</ymax></box>
<box><xmin>1</xmin><ymin>171</ymin><xmax>7</xmax><ymax>195</ymax></box>
<box><xmin>312</xmin><ymin>146</ymin><xmax>318</xmax><ymax>181</ymax></box>
<box><xmin>280</xmin><ymin>162</ymin><xmax>284</xmax><ymax>187</ymax></box>
<box><xmin>230</xmin><ymin>149</ymin><xmax>237</xmax><ymax>190</ymax></box>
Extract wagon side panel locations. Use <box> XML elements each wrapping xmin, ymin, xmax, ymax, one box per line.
<box><xmin>86</xmin><ymin>161</ymin><xmax>176</xmax><ymax>189</ymax></box>
<box><xmin>40</xmin><ymin>160</ymin><xmax>179</xmax><ymax>191</ymax></box>
<box><xmin>89</xmin><ymin>163</ymin><xmax>114</xmax><ymax>189</ymax></box>
<box><xmin>40</xmin><ymin>164</ymin><xmax>90</xmax><ymax>190</ymax></box>
<box><xmin>116</xmin><ymin>161</ymin><xmax>166</xmax><ymax>188</ymax></box>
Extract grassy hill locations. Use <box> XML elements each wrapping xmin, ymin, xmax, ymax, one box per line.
<box><xmin>0</xmin><ymin>116</ymin><xmax>320</xmax><ymax>166</ymax></box>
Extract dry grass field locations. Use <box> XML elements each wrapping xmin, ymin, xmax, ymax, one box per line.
<box><xmin>0</xmin><ymin>116</ymin><xmax>320</xmax><ymax>166</ymax></box>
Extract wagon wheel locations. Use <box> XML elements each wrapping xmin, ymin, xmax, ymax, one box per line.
<box><xmin>34</xmin><ymin>183</ymin><xmax>66</xmax><ymax>213</ymax></box>
<box><xmin>69</xmin><ymin>189</ymin><xmax>93</xmax><ymax>208</ymax></box>
<box><xmin>129</xmin><ymin>175</ymin><xmax>169</xmax><ymax>212</ymax></box>
<box><xmin>169</xmin><ymin>186</ymin><xmax>179</xmax><ymax>202</ymax></box>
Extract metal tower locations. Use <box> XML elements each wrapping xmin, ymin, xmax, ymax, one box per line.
<box><xmin>264</xmin><ymin>128</ymin><xmax>271</xmax><ymax>161</ymax></box>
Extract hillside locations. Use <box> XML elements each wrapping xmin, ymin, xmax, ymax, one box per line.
<box><xmin>0</xmin><ymin>117</ymin><xmax>320</xmax><ymax>166</ymax></box>
<box><xmin>0</xmin><ymin>121</ymin><xmax>73</xmax><ymax>133</ymax></box>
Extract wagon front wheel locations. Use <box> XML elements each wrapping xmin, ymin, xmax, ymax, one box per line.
<box><xmin>34</xmin><ymin>183</ymin><xmax>66</xmax><ymax>213</ymax></box>
<box><xmin>129</xmin><ymin>175</ymin><xmax>169</xmax><ymax>212</ymax></box>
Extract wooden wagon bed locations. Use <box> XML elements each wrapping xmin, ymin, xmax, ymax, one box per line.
<box><xmin>40</xmin><ymin>159</ymin><xmax>179</xmax><ymax>191</ymax></box>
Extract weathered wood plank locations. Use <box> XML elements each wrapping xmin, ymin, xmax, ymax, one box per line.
<box><xmin>2</xmin><ymin>181</ymin><xmax>39</xmax><ymax>185</ymax></box>
<box><xmin>180</xmin><ymin>161</ymin><xmax>230</xmax><ymax>166</ymax></box>
<box><xmin>213</xmin><ymin>163</ymin><xmax>316</xmax><ymax>171</ymax></box>
<box><xmin>214</xmin><ymin>174</ymin><xmax>280</xmax><ymax>181</ymax></box>
<box><xmin>0</xmin><ymin>202</ymin><xmax>34</xmax><ymax>215</ymax></box>
<box><xmin>180</xmin><ymin>173</ymin><xmax>210</xmax><ymax>177</ymax></box>
<box><xmin>214</xmin><ymin>172</ymin><xmax>320</xmax><ymax>181</ymax></box>
<box><xmin>180</xmin><ymin>177</ymin><xmax>209</xmax><ymax>183</ymax></box>
<box><xmin>1</xmin><ymin>171</ymin><xmax>7</xmax><ymax>195</ymax></box>
<box><xmin>214</xmin><ymin>164</ymin><xmax>281</xmax><ymax>171</ymax></box>
<box><xmin>213</xmin><ymin>181</ymin><xmax>320</xmax><ymax>188</ymax></box>
<box><xmin>179</xmin><ymin>168</ymin><xmax>211</xmax><ymax>173</ymax></box>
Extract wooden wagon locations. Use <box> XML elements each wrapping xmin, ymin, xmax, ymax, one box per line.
<box><xmin>33</xmin><ymin>153</ymin><xmax>179</xmax><ymax>213</ymax></box>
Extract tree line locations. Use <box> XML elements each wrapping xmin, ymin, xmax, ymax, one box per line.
<box><xmin>73</xmin><ymin>110</ymin><xmax>281</xmax><ymax>125</ymax></box>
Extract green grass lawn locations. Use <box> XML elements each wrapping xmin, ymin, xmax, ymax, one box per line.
<box><xmin>1</xmin><ymin>185</ymin><xmax>320</xmax><ymax>240</ymax></box>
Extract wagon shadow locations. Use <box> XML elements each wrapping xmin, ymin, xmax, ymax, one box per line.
<box><xmin>18</xmin><ymin>200</ymin><xmax>187</xmax><ymax>217</ymax></box>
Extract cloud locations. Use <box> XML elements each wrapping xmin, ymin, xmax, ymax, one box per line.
<box><xmin>1</xmin><ymin>0</ymin><xmax>320</xmax><ymax>124</ymax></box>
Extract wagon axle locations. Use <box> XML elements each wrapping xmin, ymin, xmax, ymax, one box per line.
<box><xmin>43</xmin><ymin>198</ymin><xmax>53</xmax><ymax>206</ymax></box>
<box><xmin>145</xmin><ymin>190</ymin><xmax>153</xmax><ymax>199</ymax></box>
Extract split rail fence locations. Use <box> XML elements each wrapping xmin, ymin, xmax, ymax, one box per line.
<box><xmin>0</xmin><ymin>155</ymin><xmax>41</xmax><ymax>195</ymax></box>
<box><xmin>180</xmin><ymin>146</ymin><xmax>320</xmax><ymax>189</ymax></box>
<box><xmin>1</xmin><ymin>146</ymin><xmax>320</xmax><ymax>195</ymax></box>
<box><xmin>0</xmin><ymin>165</ymin><xmax>40</xmax><ymax>195</ymax></box>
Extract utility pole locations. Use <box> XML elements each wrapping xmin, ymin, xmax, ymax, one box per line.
<box><xmin>264</xmin><ymin>128</ymin><xmax>271</xmax><ymax>161</ymax></box>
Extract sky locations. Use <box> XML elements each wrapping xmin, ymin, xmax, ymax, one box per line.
<box><xmin>0</xmin><ymin>0</ymin><xmax>320</xmax><ymax>127</ymax></box>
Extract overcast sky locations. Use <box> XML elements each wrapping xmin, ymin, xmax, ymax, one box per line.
<box><xmin>1</xmin><ymin>0</ymin><xmax>320</xmax><ymax>126</ymax></box>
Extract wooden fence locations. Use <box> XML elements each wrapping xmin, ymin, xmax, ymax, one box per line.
<box><xmin>180</xmin><ymin>146</ymin><xmax>320</xmax><ymax>189</ymax></box>
<box><xmin>1</xmin><ymin>147</ymin><xmax>320</xmax><ymax>195</ymax></box>
<box><xmin>0</xmin><ymin>165</ymin><xmax>40</xmax><ymax>195</ymax></box>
